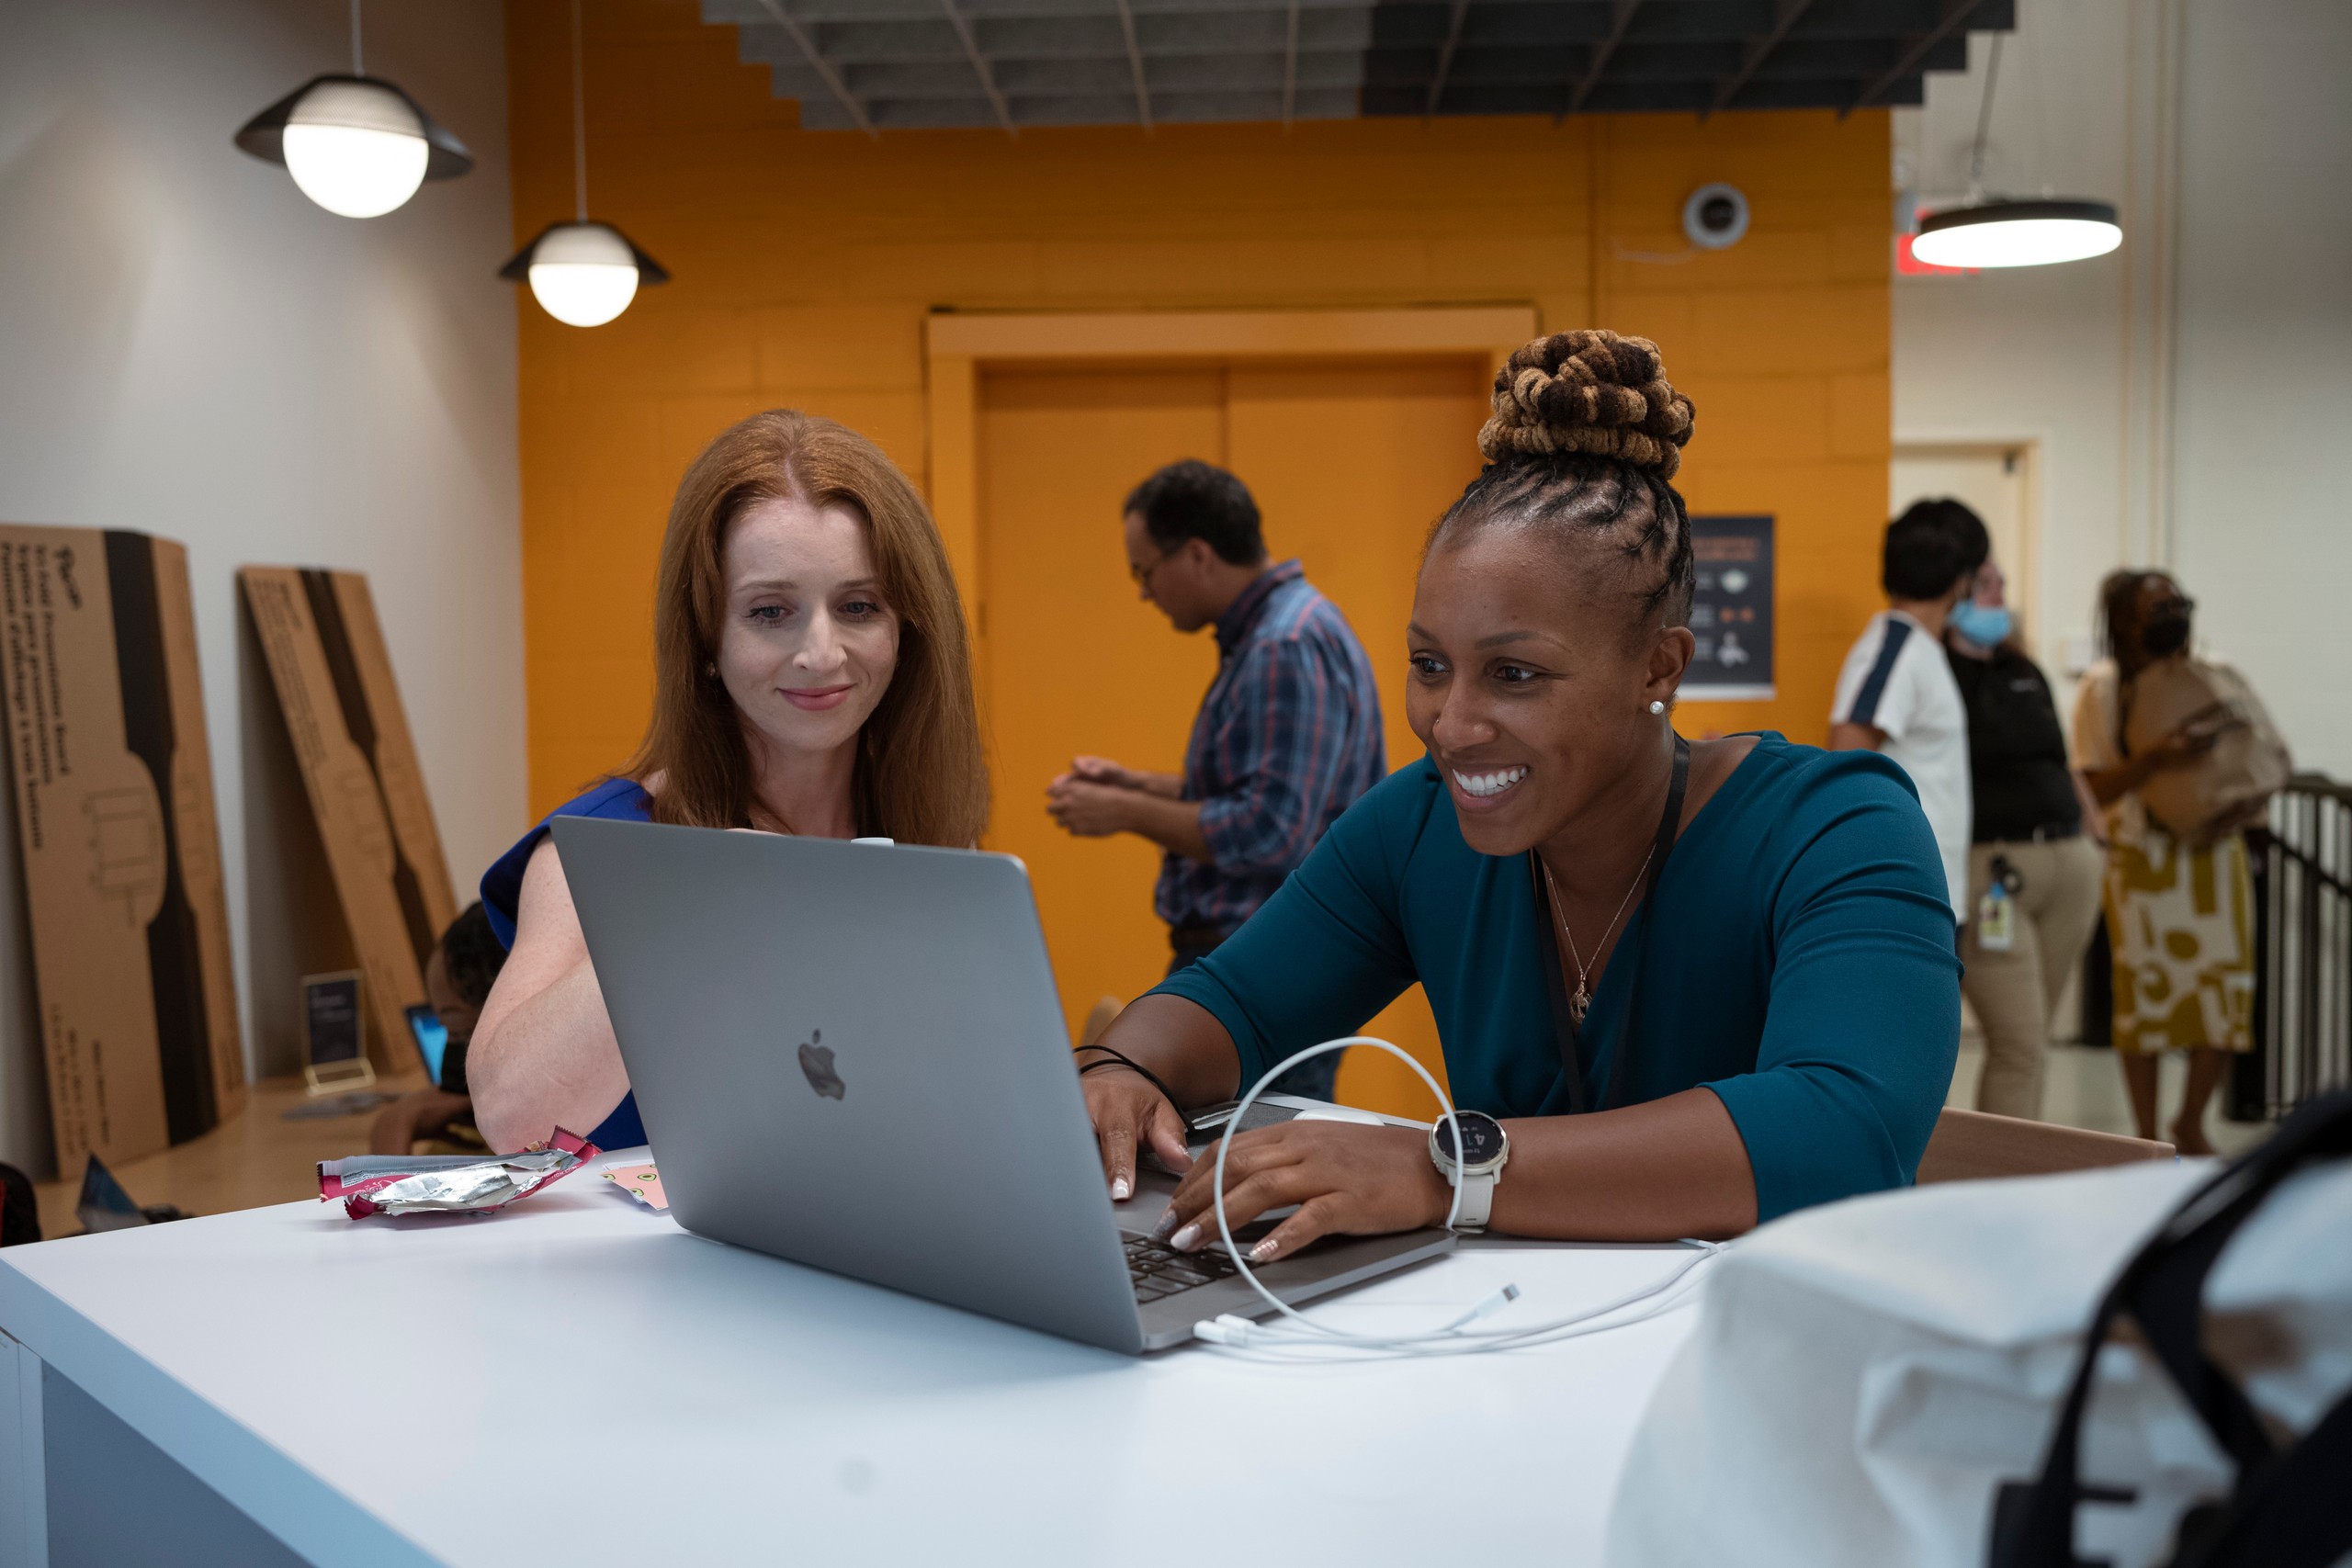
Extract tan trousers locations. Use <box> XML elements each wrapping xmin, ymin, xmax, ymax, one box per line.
<box><xmin>1960</xmin><ymin>835</ymin><xmax>2108</xmax><ymax>1121</ymax></box>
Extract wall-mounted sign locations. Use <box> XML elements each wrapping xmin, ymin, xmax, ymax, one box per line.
<box><xmin>1684</xmin><ymin>514</ymin><xmax>1774</xmax><ymax>701</ymax></box>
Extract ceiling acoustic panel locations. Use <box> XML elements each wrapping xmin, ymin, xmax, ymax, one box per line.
<box><xmin>706</xmin><ymin>0</ymin><xmax>2014</xmax><ymax>133</ymax></box>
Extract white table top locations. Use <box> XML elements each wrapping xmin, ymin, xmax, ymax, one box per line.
<box><xmin>0</xmin><ymin>1149</ymin><xmax>1701</xmax><ymax>1568</ymax></box>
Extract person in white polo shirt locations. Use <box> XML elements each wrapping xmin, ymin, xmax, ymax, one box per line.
<box><xmin>1827</xmin><ymin>502</ymin><xmax>1979</xmax><ymax>931</ymax></box>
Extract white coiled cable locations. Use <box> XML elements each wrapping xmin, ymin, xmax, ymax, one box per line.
<box><xmin>1190</xmin><ymin>1035</ymin><xmax>1728</xmax><ymax>1358</ymax></box>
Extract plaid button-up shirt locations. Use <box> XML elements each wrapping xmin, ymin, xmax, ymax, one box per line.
<box><xmin>1155</xmin><ymin>560</ymin><xmax>1385</xmax><ymax>931</ymax></box>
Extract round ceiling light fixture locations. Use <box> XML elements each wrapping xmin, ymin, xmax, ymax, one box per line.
<box><xmin>500</xmin><ymin>221</ymin><xmax>670</xmax><ymax>328</ymax></box>
<box><xmin>233</xmin><ymin>6</ymin><xmax>470</xmax><ymax>218</ymax></box>
<box><xmin>1911</xmin><ymin>199</ymin><xmax>2123</xmax><ymax>270</ymax></box>
<box><xmin>502</xmin><ymin>0</ymin><xmax>667</xmax><ymax>328</ymax></box>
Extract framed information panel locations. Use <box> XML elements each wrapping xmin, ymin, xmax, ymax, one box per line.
<box><xmin>1684</xmin><ymin>514</ymin><xmax>1774</xmax><ymax>701</ymax></box>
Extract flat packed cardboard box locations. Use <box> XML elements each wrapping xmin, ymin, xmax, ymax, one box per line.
<box><xmin>0</xmin><ymin>525</ymin><xmax>246</xmax><ymax>1169</ymax></box>
<box><xmin>240</xmin><ymin>567</ymin><xmax>457</xmax><ymax>1072</ymax></box>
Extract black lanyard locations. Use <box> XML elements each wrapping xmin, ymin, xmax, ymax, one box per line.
<box><xmin>1527</xmin><ymin>735</ymin><xmax>1690</xmax><ymax>1115</ymax></box>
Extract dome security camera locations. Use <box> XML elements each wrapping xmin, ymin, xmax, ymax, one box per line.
<box><xmin>1682</xmin><ymin>184</ymin><xmax>1750</xmax><ymax>250</ymax></box>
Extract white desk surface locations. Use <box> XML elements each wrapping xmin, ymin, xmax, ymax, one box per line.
<box><xmin>0</xmin><ymin>1148</ymin><xmax>1701</xmax><ymax>1567</ymax></box>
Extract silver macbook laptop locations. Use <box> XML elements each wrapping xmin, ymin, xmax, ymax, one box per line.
<box><xmin>550</xmin><ymin>817</ymin><xmax>1454</xmax><ymax>1354</ymax></box>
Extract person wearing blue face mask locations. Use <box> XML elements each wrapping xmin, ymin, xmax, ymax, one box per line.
<box><xmin>1940</xmin><ymin>508</ymin><xmax>2105</xmax><ymax>1122</ymax></box>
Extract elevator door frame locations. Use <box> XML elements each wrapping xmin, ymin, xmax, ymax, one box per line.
<box><xmin>922</xmin><ymin>306</ymin><xmax>1539</xmax><ymax>668</ymax></box>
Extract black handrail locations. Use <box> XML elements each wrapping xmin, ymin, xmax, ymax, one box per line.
<box><xmin>2267</xmin><ymin>836</ymin><xmax>2351</xmax><ymax>900</ymax></box>
<box><xmin>2233</xmin><ymin>773</ymin><xmax>2352</xmax><ymax>1122</ymax></box>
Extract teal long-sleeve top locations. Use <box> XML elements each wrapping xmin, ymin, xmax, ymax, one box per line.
<box><xmin>1148</xmin><ymin>734</ymin><xmax>1962</xmax><ymax>1223</ymax></box>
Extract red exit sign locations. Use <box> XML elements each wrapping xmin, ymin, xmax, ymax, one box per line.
<box><xmin>1897</xmin><ymin>232</ymin><xmax>1978</xmax><ymax>276</ymax></box>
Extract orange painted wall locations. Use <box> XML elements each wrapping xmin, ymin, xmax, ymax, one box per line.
<box><xmin>504</xmin><ymin>1</ymin><xmax>1891</xmax><ymax>820</ymax></box>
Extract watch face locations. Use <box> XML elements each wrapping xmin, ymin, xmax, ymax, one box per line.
<box><xmin>1433</xmin><ymin>1111</ymin><xmax>1506</xmax><ymax>1166</ymax></box>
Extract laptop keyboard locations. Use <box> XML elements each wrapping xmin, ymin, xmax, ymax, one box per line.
<box><xmin>1125</xmin><ymin>1233</ymin><xmax>1241</xmax><ymax>1303</ymax></box>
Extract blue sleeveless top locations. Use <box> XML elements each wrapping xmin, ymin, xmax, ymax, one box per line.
<box><xmin>479</xmin><ymin>777</ymin><xmax>652</xmax><ymax>1151</ymax></box>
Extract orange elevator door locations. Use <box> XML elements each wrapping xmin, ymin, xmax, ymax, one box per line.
<box><xmin>978</xmin><ymin>356</ymin><xmax>1487</xmax><ymax>1115</ymax></box>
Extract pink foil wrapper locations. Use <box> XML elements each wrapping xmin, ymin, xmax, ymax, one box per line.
<box><xmin>321</xmin><ymin>1129</ymin><xmax>600</xmax><ymax>1218</ymax></box>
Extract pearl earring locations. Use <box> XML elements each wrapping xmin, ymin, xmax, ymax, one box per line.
<box><xmin>1648</xmin><ymin>699</ymin><xmax>1667</xmax><ymax>715</ymax></box>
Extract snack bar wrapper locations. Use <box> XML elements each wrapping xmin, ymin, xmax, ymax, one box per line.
<box><xmin>321</xmin><ymin>1129</ymin><xmax>600</xmax><ymax>1219</ymax></box>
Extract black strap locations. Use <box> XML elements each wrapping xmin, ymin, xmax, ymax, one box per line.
<box><xmin>1988</xmin><ymin>1086</ymin><xmax>2352</xmax><ymax>1568</ymax></box>
<box><xmin>1527</xmin><ymin>854</ymin><xmax>1589</xmax><ymax>1114</ymax></box>
<box><xmin>1529</xmin><ymin>736</ymin><xmax>1691</xmax><ymax>1115</ymax></box>
<box><xmin>2173</xmin><ymin>1383</ymin><xmax>2352</xmax><ymax>1568</ymax></box>
<box><xmin>1645</xmin><ymin>736</ymin><xmax>1693</xmax><ymax>913</ymax></box>
<box><xmin>1075</xmin><ymin>1044</ymin><xmax>1182</xmax><ymax>1111</ymax></box>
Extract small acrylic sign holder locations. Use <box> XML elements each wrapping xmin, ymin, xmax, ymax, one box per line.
<box><xmin>301</xmin><ymin>969</ymin><xmax>377</xmax><ymax>1094</ymax></box>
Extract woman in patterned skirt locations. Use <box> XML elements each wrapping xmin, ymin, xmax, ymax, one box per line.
<box><xmin>2071</xmin><ymin>570</ymin><xmax>2256</xmax><ymax>1154</ymax></box>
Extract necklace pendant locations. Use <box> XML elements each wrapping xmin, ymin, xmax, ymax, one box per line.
<box><xmin>1569</xmin><ymin>985</ymin><xmax>1590</xmax><ymax>1025</ymax></box>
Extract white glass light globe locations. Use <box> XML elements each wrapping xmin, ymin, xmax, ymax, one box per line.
<box><xmin>282</xmin><ymin>80</ymin><xmax>428</xmax><ymax>218</ymax></box>
<box><xmin>526</xmin><ymin>223</ymin><xmax>642</xmax><ymax>327</ymax></box>
<box><xmin>1912</xmin><ymin>201</ymin><xmax>2122</xmax><ymax>270</ymax></box>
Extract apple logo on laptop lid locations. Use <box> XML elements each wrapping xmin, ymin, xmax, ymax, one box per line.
<box><xmin>797</xmin><ymin>1030</ymin><xmax>846</xmax><ymax>1100</ymax></box>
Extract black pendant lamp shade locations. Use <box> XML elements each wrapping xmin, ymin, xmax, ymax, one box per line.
<box><xmin>500</xmin><ymin>221</ymin><xmax>669</xmax><ymax>328</ymax></box>
<box><xmin>498</xmin><ymin>221</ymin><xmax>669</xmax><ymax>286</ymax></box>
<box><xmin>1911</xmin><ymin>39</ymin><xmax>2124</xmax><ymax>271</ymax></box>
<box><xmin>234</xmin><ymin>74</ymin><xmax>472</xmax><ymax>178</ymax></box>
<box><xmin>503</xmin><ymin>0</ymin><xmax>669</xmax><ymax>327</ymax></box>
<box><xmin>1913</xmin><ymin>198</ymin><xmax>2123</xmax><ymax>269</ymax></box>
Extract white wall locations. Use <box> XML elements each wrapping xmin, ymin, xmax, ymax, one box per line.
<box><xmin>0</xmin><ymin>0</ymin><xmax>525</xmax><ymax>1175</ymax></box>
<box><xmin>2168</xmin><ymin>0</ymin><xmax>2352</xmax><ymax>781</ymax></box>
<box><xmin>1894</xmin><ymin>0</ymin><xmax>2352</xmax><ymax>776</ymax></box>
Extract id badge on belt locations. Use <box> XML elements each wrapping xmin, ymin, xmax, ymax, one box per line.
<box><xmin>1976</xmin><ymin>854</ymin><xmax>2022</xmax><ymax>952</ymax></box>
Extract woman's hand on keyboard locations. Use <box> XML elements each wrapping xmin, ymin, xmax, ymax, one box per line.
<box><xmin>1154</xmin><ymin>1122</ymin><xmax>1449</xmax><ymax>1264</ymax></box>
<box><xmin>1081</xmin><ymin>1066</ymin><xmax>1193</xmax><ymax>1203</ymax></box>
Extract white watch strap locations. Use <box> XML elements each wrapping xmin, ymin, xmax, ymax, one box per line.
<box><xmin>1449</xmin><ymin>1167</ymin><xmax>1497</xmax><ymax>1232</ymax></box>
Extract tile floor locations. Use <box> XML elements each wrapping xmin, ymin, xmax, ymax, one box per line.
<box><xmin>1945</xmin><ymin>1035</ymin><xmax>2275</xmax><ymax>1158</ymax></box>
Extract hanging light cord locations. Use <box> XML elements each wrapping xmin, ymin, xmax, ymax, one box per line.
<box><xmin>1966</xmin><ymin>32</ymin><xmax>2003</xmax><ymax>200</ymax></box>
<box><xmin>571</xmin><ymin>0</ymin><xmax>589</xmax><ymax>221</ymax></box>
<box><xmin>350</xmin><ymin>0</ymin><xmax>364</xmax><ymax>74</ymax></box>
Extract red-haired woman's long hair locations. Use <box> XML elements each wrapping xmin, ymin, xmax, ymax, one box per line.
<box><xmin>621</xmin><ymin>410</ymin><xmax>989</xmax><ymax>846</ymax></box>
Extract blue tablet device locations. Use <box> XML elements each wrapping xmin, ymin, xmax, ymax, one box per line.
<box><xmin>405</xmin><ymin>1004</ymin><xmax>449</xmax><ymax>1087</ymax></box>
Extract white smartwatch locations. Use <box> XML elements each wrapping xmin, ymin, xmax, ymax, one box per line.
<box><xmin>1428</xmin><ymin>1111</ymin><xmax>1510</xmax><ymax>1234</ymax></box>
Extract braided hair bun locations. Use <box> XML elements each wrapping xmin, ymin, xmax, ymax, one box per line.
<box><xmin>1477</xmin><ymin>330</ymin><xmax>1696</xmax><ymax>480</ymax></box>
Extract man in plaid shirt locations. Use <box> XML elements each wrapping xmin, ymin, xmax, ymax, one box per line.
<box><xmin>1046</xmin><ymin>460</ymin><xmax>1385</xmax><ymax>1100</ymax></box>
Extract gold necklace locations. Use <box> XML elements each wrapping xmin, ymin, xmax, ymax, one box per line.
<box><xmin>1542</xmin><ymin>851</ymin><xmax>1654</xmax><ymax>1025</ymax></box>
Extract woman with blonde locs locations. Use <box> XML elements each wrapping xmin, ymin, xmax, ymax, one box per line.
<box><xmin>468</xmin><ymin>410</ymin><xmax>987</xmax><ymax>1154</ymax></box>
<box><xmin>1081</xmin><ymin>330</ymin><xmax>1961</xmax><ymax>1255</ymax></box>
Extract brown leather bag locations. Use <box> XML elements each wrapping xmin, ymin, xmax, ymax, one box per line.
<box><xmin>2121</xmin><ymin>657</ymin><xmax>2291</xmax><ymax>843</ymax></box>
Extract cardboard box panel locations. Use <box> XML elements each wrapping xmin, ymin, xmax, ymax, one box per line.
<box><xmin>0</xmin><ymin>525</ymin><xmax>245</xmax><ymax>1169</ymax></box>
<box><xmin>151</xmin><ymin>541</ymin><xmax>247</xmax><ymax>1128</ymax></box>
<box><xmin>240</xmin><ymin>568</ymin><xmax>455</xmax><ymax>1070</ymax></box>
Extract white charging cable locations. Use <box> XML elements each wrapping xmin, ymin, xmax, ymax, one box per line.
<box><xmin>1189</xmin><ymin>1035</ymin><xmax>1727</xmax><ymax>1357</ymax></box>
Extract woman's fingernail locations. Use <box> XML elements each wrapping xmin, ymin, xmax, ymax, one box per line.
<box><xmin>1110</xmin><ymin>1178</ymin><xmax>1130</xmax><ymax>1201</ymax></box>
<box><xmin>1170</xmin><ymin>1223</ymin><xmax>1201</xmax><ymax>1251</ymax></box>
<box><xmin>1249</xmin><ymin>1238</ymin><xmax>1278</xmax><ymax>1262</ymax></box>
<box><xmin>1151</xmin><ymin>1210</ymin><xmax>1179</xmax><ymax>1239</ymax></box>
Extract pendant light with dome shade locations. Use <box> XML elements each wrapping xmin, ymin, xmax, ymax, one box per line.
<box><xmin>234</xmin><ymin>0</ymin><xmax>471</xmax><ymax>218</ymax></box>
<box><xmin>501</xmin><ymin>0</ymin><xmax>668</xmax><ymax>328</ymax></box>
<box><xmin>1909</xmin><ymin>36</ymin><xmax>2123</xmax><ymax>271</ymax></box>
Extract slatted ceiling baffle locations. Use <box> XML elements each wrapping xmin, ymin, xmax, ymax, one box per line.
<box><xmin>1566</xmin><ymin>0</ymin><xmax>1645</xmax><ymax>118</ymax></box>
<box><xmin>705</xmin><ymin>0</ymin><xmax>2015</xmax><ymax>134</ymax></box>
